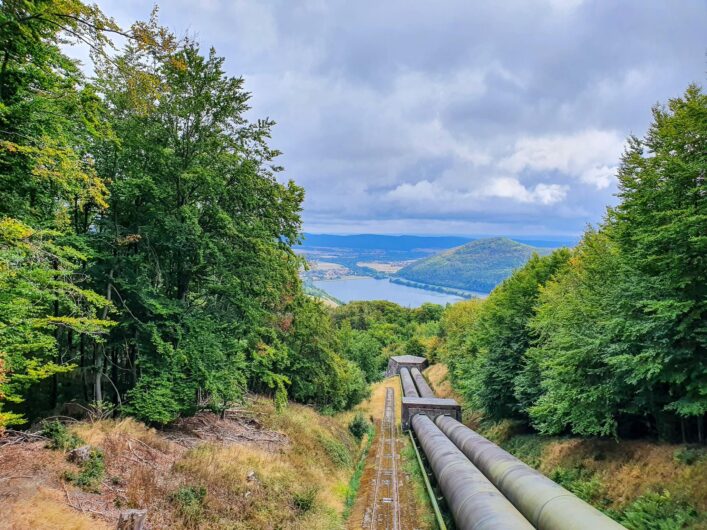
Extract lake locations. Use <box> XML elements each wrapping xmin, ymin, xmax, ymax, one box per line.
<box><xmin>313</xmin><ymin>277</ymin><xmax>468</xmax><ymax>307</ymax></box>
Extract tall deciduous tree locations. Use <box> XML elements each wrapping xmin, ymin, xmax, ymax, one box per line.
<box><xmin>610</xmin><ymin>85</ymin><xmax>707</xmax><ymax>439</ymax></box>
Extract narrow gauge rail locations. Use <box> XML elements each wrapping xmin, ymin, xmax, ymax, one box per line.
<box><xmin>365</xmin><ymin>387</ymin><xmax>401</xmax><ymax>530</ymax></box>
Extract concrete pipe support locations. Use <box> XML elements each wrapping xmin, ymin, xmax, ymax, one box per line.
<box><xmin>410</xmin><ymin>367</ymin><xmax>435</xmax><ymax>398</ymax></box>
<box><xmin>400</xmin><ymin>367</ymin><xmax>419</xmax><ymax>398</ymax></box>
<box><xmin>435</xmin><ymin>416</ymin><xmax>626</xmax><ymax>530</ymax></box>
<box><xmin>412</xmin><ymin>414</ymin><xmax>534</xmax><ymax>530</ymax></box>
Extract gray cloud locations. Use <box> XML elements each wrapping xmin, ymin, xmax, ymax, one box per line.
<box><xmin>95</xmin><ymin>0</ymin><xmax>706</xmax><ymax>235</ymax></box>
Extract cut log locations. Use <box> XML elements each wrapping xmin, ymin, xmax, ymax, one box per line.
<box><xmin>117</xmin><ymin>509</ymin><xmax>147</xmax><ymax>530</ymax></box>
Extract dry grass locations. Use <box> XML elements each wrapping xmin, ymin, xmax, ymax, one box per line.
<box><xmin>6</xmin><ymin>488</ymin><xmax>112</xmax><ymax>530</ymax></box>
<box><xmin>537</xmin><ymin>438</ymin><xmax>706</xmax><ymax>511</ymax></box>
<box><xmin>0</xmin><ymin>396</ymin><xmax>364</xmax><ymax>529</ymax></box>
<box><xmin>72</xmin><ymin>417</ymin><xmax>171</xmax><ymax>453</ymax></box>
<box><xmin>353</xmin><ymin>376</ymin><xmax>403</xmax><ymax>423</ymax></box>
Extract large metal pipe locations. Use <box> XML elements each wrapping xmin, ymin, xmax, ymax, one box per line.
<box><xmin>435</xmin><ymin>416</ymin><xmax>626</xmax><ymax>530</ymax></box>
<box><xmin>400</xmin><ymin>367</ymin><xmax>419</xmax><ymax>398</ymax></box>
<box><xmin>410</xmin><ymin>367</ymin><xmax>435</xmax><ymax>398</ymax></box>
<box><xmin>412</xmin><ymin>414</ymin><xmax>534</xmax><ymax>530</ymax></box>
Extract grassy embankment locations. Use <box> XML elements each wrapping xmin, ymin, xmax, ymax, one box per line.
<box><xmin>0</xmin><ymin>397</ymin><xmax>373</xmax><ymax>530</ymax></box>
<box><xmin>425</xmin><ymin>364</ymin><xmax>707</xmax><ymax>530</ymax></box>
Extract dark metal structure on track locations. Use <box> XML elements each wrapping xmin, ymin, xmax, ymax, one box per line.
<box><xmin>400</xmin><ymin>367</ymin><xmax>461</xmax><ymax>430</ymax></box>
<box><xmin>399</xmin><ymin>365</ymin><xmax>626</xmax><ymax>530</ymax></box>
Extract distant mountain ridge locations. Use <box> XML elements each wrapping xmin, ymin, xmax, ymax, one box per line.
<box><xmin>395</xmin><ymin>237</ymin><xmax>552</xmax><ymax>293</ymax></box>
<box><xmin>299</xmin><ymin>233</ymin><xmax>472</xmax><ymax>251</ymax></box>
<box><xmin>299</xmin><ymin>233</ymin><xmax>576</xmax><ymax>251</ymax></box>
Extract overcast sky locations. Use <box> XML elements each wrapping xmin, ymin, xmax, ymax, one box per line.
<box><xmin>94</xmin><ymin>0</ymin><xmax>705</xmax><ymax>237</ymax></box>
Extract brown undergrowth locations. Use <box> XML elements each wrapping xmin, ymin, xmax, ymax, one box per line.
<box><xmin>0</xmin><ymin>396</ymin><xmax>363</xmax><ymax>529</ymax></box>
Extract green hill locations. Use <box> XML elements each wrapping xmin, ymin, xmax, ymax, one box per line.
<box><xmin>395</xmin><ymin>237</ymin><xmax>551</xmax><ymax>293</ymax></box>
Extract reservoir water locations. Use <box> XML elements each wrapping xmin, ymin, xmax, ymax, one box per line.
<box><xmin>313</xmin><ymin>277</ymin><xmax>468</xmax><ymax>307</ymax></box>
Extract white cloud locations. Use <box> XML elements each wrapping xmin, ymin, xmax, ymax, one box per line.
<box><xmin>90</xmin><ymin>0</ymin><xmax>704</xmax><ymax>235</ymax></box>
<box><xmin>500</xmin><ymin>130</ymin><xmax>624</xmax><ymax>189</ymax></box>
<box><xmin>384</xmin><ymin>176</ymin><xmax>566</xmax><ymax>217</ymax></box>
<box><xmin>483</xmin><ymin>178</ymin><xmax>567</xmax><ymax>204</ymax></box>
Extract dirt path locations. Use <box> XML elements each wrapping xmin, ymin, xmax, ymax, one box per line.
<box><xmin>349</xmin><ymin>385</ymin><xmax>423</xmax><ymax>530</ymax></box>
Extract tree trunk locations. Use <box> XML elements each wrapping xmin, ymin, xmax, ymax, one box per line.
<box><xmin>94</xmin><ymin>269</ymin><xmax>114</xmax><ymax>402</ymax></box>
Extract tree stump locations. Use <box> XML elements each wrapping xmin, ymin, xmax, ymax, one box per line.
<box><xmin>117</xmin><ymin>509</ymin><xmax>147</xmax><ymax>530</ymax></box>
<box><xmin>67</xmin><ymin>445</ymin><xmax>93</xmax><ymax>465</ymax></box>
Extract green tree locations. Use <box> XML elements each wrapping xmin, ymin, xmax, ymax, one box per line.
<box><xmin>344</xmin><ymin>331</ymin><xmax>384</xmax><ymax>383</ymax></box>
<box><xmin>609</xmin><ymin>85</ymin><xmax>707</xmax><ymax>439</ymax></box>
<box><xmin>527</xmin><ymin>230</ymin><xmax>630</xmax><ymax>436</ymax></box>
<box><xmin>93</xmin><ymin>29</ymin><xmax>306</xmax><ymax>422</ymax></box>
<box><xmin>0</xmin><ymin>219</ymin><xmax>112</xmax><ymax>429</ymax></box>
<box><xmin>462</xmin><ymin>250</ymin><xmax>570</xmax><ymax>420</ymax></box>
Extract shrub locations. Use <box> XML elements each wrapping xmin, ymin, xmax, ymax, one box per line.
<box><xmin>42</xmin><ymin>421</ymin><xmax>83</xmax><ymax>451</ymax></box>
<box><xmin>171</xmin><ymin>485</ymin><xmax>207</xmax><ymax>526</ymax></box>
<box><xmin>549</xmin><ymin>466</ymin><xmax>604</xmax><ymax>503</ymax></box>
<box><xmin>619</xmin><ymin>491</ymin><xmax>696</xmax><ymax>530</ymax></box>
<box><xmin>293</xmin><ymin>486</ymin><xmax>318</xmax><ymax>513</ymax></box>
<box><xmin>674</xmin><ymin>447</ymin><xmax>705</xmax><ymax>466</ymax></box>
<box><xmin>348</xmin><ymin>413</ymin><xmax>371</xmax><ymax>441</ymax></box>
<box><xmin>64</xmin><ymin>449</ymin><xmax>105</xmax><ymax>492</ymax></box>
<box><xmin>319</xmin><ymin>435</ymin><xmax>353</xmax><ymax>468</ymax></box>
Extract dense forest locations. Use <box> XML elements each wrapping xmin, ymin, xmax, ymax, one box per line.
<box><xmin>0</xmin><ymin>0</ymin><xmax>368</xmax><ymax>430</ymax></box>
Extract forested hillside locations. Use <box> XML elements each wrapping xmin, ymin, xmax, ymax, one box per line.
<box><xmin>395</xmin><ymin>237</ymin><xmax>551</xmax><ymax>292</ymax></box>
<box><xmin>0</xmin><ymin>1</ymin><xmax>367</xmax><ymax>431</ymax></box>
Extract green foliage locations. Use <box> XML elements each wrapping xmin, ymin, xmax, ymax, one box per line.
<box><xmin>439</xmin><ymin>86</ymin><xmax>707</xmax><ymax>441</ymax></box>
<box><xmin>458</xmin><ymin>250</ymin><xmax>570</xmax><ymax>420</ymax></box>
<box><xmin>500</xmin><ymin>434</ymin><xmax>549</xmax><ymax>469</ymax></box>
<box><xmin>618</xmin><ymin>491</ymin><xmax>697</xmax><ymax>530</ymax></box>
<box><xmin>0</xmin><ymin>0</ymin><xmax>369</xmax><ymax>431</ymax></box>
<box><xmin>549</xmin><ymin>467</ymin><xmax>604</xmax><ymax>503</ymax></box>
<box><xmin>344</xmin><ymin>331</ymin><xmax>385</xmax><ymax>383</ymax></box>
<box><xmin>333</xmin><ymin>300</ymin><xmax>444</xmax><ymax>379</ymax></box>
<box><xmin>171</xmin><ymin>485</ymin><xmax>207</xmax><ymax>525</ymax></box>
<box><xmin>319</xmin><ymin>434</ymin><xmax>353</xmax><ymax>468</ymax></box>
<box><xmin>528</xmin><ymin>230</ymin><xmax>629</xmax><ymax>436</ymax></box>
<box><xmin>292</xmin><ymin>486</ymin><xmax>318</xmax><ymax>513</ymax></box>
<box><xmin>348</xmin><ymin>412</ymin><xmax>372</xmax><ymax>440</ymax></box>
<box><xmin>0</xmin><ymin>219</ymin><xmax>112</xmax><ymax>428</ymax></box>
<box><xmin>396</xmin><ymin>237</ymin><xmax>551</xmax><ymax>293</ymax></box>
<box><xmin>42</xmin><ymin>421</ymin><xmax>84</xmax><ymax>451</ymax></box>
<box><xmin>64</xmin><ymin>449</ymin><xmax>105</xmax><ymax>492</ymax></box>
<box><xmin>283</xmin><ymin>296</ymin><xmax>369</xmax><ymax>412</ymax></box>
<box><xmin>674</xmin><ymin>447</ymin><xmax>706</xmax><ymax>466</ymax></box>
<box><xmin>610</xmin><ymin>85</ymin><xmax>707</xmax><ymax>424</ymax></box>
